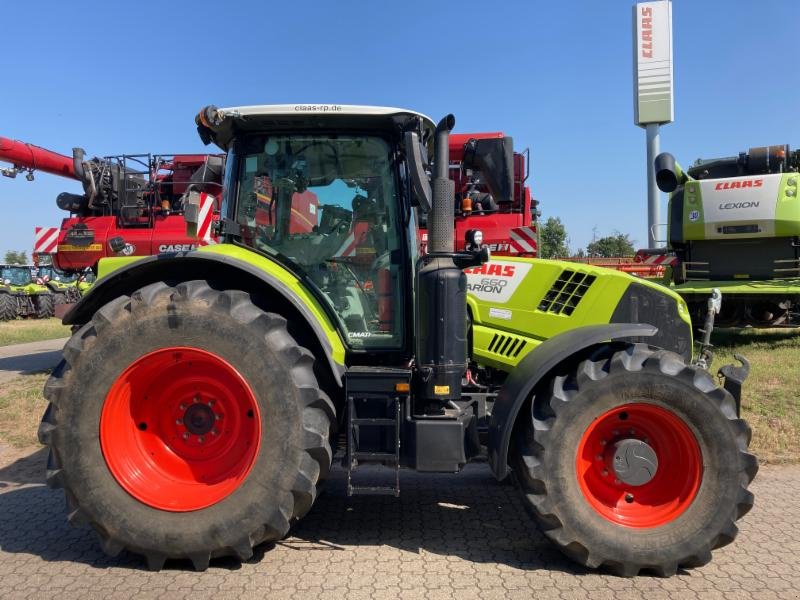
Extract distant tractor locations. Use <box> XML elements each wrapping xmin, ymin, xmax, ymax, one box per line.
<box><xmin>39</xmin><ymin>104</ymin><xmax>756</xmax><ymax>576</ymax></box>
<box><xmin>0</xmin><ymin>264</ymin><xmax>54</xmax><ymax>319</ymax></box>
<box><xmin>653</xmin><ymin>145</ymin><xmax>800</xmax><ymax>326</ymax></box>
<box><xmin>33</xmin><ymin>262</ymin><xmax>83</xmax><ymax>306</ymax></box>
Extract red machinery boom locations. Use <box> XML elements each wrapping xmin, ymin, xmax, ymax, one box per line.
<box><xmin>0</xmin><ymin>136</ymin><xmax>77</xmax><ymax>180</ymax></box>
<box><xmin>1</xmin><ymin>135</ymin><xmax>225</xmax><ymax>273</ymax></box>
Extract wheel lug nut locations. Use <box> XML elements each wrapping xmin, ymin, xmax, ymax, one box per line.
<box><xmin>211</xmin><ymin>428</ymin><xmax>218</xmax><ymax>436</ymax></box>
<box><xmin>198</xmin><ymin>436</ymin><xmax>204</xmax><ymax>444</ymax></box>
<box><xmin>179</xmin><ymin>404</ymin><xmax>186</xmax><ymax>411</ymax></box>
<box><xmin>601</xmin><ymin>469</ymin><xmax>609</xmax><ymax>477</ymax></box>
<box><xmin>600</xmin><ymin>439</ymin><xmax>607</xmax><ymax>446</ymax></box>
<box><xmin>193</xmin><ymin>395</ymin><xmax>199</xmax><ymax>403</ymax></box>
<box><xmin>625</xmin><ymin>493</ymin><xmax>634</xmax><ymax>503</ymax></box>
<box><xmin>183</xmin><ymin>432</ymin><xmax>190</xmax><ymax>440</ymax></box>
<box><xmin>614</xmin><ymin>479</ymin><xmax>621</xmax><ymax>485</ymax></box>
<box><xmin>215</xmin><ymin>414</ymin><xmax>222</xmax><ymax>421</ymax></box>
<box><xmin>612</xmin><ymin>429</ymin><xmax>619</xmax><ymax>436</ymax></box>
<box><xmin>629</xmin><ymin>428</ymin><xmax>636</xmax><ymax>435</ymax></box>
<box><xmin>175</xmin><ymin>419</ymin><xmax>182</xmax><ymax>425</ymax></box>
<box><xmin>595</xmin><ymin>454</ymin><xmax>602</xmax><ymax>461</ymax></box>
<box><xmin>208</xmin><ymin>400</ymin><xmax>214</xmax><ymax>406</ymax></box>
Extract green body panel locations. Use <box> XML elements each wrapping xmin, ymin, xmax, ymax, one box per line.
<box><xmin>95</xmin><ymin>244</ymin><xmax>347</xmax><ymax>367</ymax></box>
<box><xmin>673</xmin><ymin>278</ymin><xmax>800</xmax><ymax>297</ymax></box>
<box><xmin>94</xmin><ymin>249</ymin><xmax>690</xmax><ymax>374</ymax></box>
<box><xmin>96</xmin><ymin>256</ymin><xmax>143</xmax><ymax>280</ymax></box>
<box><xmin>775</xmin><ymin>175</ymin><xmax>800</xmax><ymax>236</ymax></box>
<box><xmin>681</xmin><ymin>181</ymin><xmax>705</xmax><ymax>240</ymax></box>
<box><xmin>466</xmin><ymin>257</ymin><xmax>691</xmax><ymax>371</ymax></box>
<box><xmin>670</xmin><ymin>173</ymin><xmax>800</xmax><ymax>242</ymax></box>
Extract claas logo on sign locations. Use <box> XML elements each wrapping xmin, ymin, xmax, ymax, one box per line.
<box><xmin>641</xmin><ymin>7</ymin><xmax>653</xmax><ymax>58</ymax></box>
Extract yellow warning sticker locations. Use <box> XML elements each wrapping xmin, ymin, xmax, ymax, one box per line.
<box><xmin>434</xmin><ymin>385</ymin><xmax>450</xmax><ymax>395</ymax></box>
<box><xmin>59</xmin><ymin>244</ymin><xmax>102</xmax><ymax>251</ymax></box>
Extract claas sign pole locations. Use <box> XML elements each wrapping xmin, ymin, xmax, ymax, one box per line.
<box><xmin>633</xmin><ymin>0</ymin><xmax>673</xmax><ymax>248</ymax></box>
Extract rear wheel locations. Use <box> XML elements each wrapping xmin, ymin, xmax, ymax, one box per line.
<box><xmin>38</xmin><ymin>280</ymin><xmax>335</xmax><ymax>570</ymax></box>
<box><xmin>511</xmin><ymin>343</ymin><xmax>757</xmax><ymax>576</ymax></box>
<box><xmin>0</xmin><ymin>292</ymin><xmax>16</xmax><ymax>321</ymax></box>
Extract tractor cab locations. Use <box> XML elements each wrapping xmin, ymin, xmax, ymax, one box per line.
<box><xmin>1</xmin><ymin>264</ymin><xmax>32</xmax><ymax>287</ymax></box>
<box><xmin>196</xmin><ymin>104</ymin><xmax>438</xmax><ymax>354</ymax></box>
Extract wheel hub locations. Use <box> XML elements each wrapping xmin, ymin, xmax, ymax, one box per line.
<box><xmin>611</xmin><ymin>438</ymin><xmax>658</xmax><ymax>486</ymax></box>
<box><xmin>183</xmin><ymin>403</ymin><xmax>216</xmax><ymax>435</ymax></box>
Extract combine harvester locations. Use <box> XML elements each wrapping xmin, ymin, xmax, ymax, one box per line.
<box><xmin>34</xmin><ymin>103</ymin><xmax>756</xmax><ymax>576</ymax></box>
<box><xmin>651</xmin><ymin>145</ymin><xmax>800</xmax><ymax>326</ymax></box>
<box><xmin>419</xmin><ymin>132</ymin><xmax>539</xmax><ymax>257</ymax></box>
<box><xmin>0</xmin><ymin>136</ymin><xmax>224</xmax><ymax>275</ymax></box>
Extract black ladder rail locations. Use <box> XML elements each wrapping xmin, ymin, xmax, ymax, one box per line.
<box><xmin>346</xmin><ymin>395</ymin><xmax>401</xmax><ymax>497</ymax></box>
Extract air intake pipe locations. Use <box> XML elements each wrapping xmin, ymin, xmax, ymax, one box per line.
<box><xmin>654</xmin><ymin>152</ymin><xmax>691</xmax><ymax>193</ymax></box>
<box><xmin>415</xmin><ymin>114</ymin><xmax>467</xmax><ymax>408</ymax></box>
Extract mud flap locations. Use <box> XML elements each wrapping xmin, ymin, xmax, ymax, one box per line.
<box><xmin>718</xmin><ymin>354</ymin><xmax>750</xmax><ymax>417</ymax></box>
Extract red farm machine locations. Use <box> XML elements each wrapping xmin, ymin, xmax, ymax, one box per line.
<box><xmin>419</xmin><ymin>132</ymin><xmax>539</xmax><ymax>257</ymax></box>
<box><xmin>0</xmin><ymin>136</ymin><xmax>224</xmax><ymax>275</ymax></box>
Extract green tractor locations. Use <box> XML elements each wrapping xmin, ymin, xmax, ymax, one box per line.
<box><xmin>0</xmin><ymin>264</ymin><xmax>54</xmax><ymax>319</ymax></box>
<box><xmin>39</xmin><ymin>105</ymin><xmax>757</xmax><ymax>576</ymax></box>
<box><xmin>76</xmin><ymin>268</ymin><xmax>96</xmax><ymax>296</ymax></box>
<box><xmin>655</xmin><ymin>145</ymin><xmax>800</xmax><ymax>326</ymax></box>
<box><xmin>34</xmin><ymin>264</ymin><xmax>83</xmax><ymax>306</ymax></box>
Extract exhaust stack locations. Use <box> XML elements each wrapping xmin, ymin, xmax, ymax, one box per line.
<box><xmin>415</xmin><ymin>115</ymin><xmax>467</xmax><ymax>408</ymax></box>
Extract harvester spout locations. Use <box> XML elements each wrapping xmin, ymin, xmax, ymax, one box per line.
<box><xmin>0</xmin><ymin>136</ymin><xmax>77</xmax><ymax>180</ymax></box>
<box><xmin>655</xmin><ymin>152</ymin><xmax>692</xmax><ymax>193</ymax></box>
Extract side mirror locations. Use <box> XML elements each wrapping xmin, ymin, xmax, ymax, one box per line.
<box><xmin>462</xmin><ymin>137</ymin><xmax>514</xmax><ymax>203</ymax></box>
<box><xmin>404</xmin><ymin>130</ymin><xmax>432</xmax><ymax>213</ymax></box>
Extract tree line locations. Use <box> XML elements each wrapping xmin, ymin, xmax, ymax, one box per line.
<box><xmin>3</xmin><ymin>250</ymin><xmax>29</xmax><ymax>265</ymax></box>
<box><xmin>538</xmin><ymin>217</ymin><xmax>635</xmax><ymax>259</ymax></box>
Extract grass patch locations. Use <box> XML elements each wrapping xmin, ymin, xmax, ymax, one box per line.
<box><xmin>0</xmin><ymin>372</ymin><xmax>50</xmax><ymax>448</ymax></box>
<box><xmin>712</xmin><ymin>328</ymin><xmax>800</xmax><ymax>462</ymax></box>
<box><xmin>0</xmin><ymin>318</ymin><xmax>71</xmax><ymax>346</ymax></box>
<box><xmin>0</xmin><ymin>327</ymin><xmax>796</xmax><ymax>460</ymax></box>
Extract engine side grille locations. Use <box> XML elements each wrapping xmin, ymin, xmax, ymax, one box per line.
<box><xmin>538</xmin><ymin>270</ymin><xmax>596</xmax><ymax>316</ymax></box>
<box><xmin>487</xmin><ymin>333</ymin><xmax>528</xmax><ymax>358</ymax></box>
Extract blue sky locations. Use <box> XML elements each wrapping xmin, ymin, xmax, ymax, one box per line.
<box><xmin>1</xmin><ymin>0</ymin><xmax>798</xmax><ymax>256</ymax></box>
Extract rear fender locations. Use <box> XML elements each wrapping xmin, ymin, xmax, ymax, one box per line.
<box><xmin>65</xmin><ymin>251</ymin><xmax>346</xmax><ymax>386</ymax></box>
<box><xmin>488</xmin><ymin>323</ymin><xmax>657</xmax><ymax>480</ymax></box>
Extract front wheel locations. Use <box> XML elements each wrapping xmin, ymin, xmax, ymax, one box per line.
<box><xmin>511</xmin><ymin>343</ymin><xmax>757</xmax><ymax>576</ymax></box>
<box><xmin>39</xmin><ymin>280</ymin><xmax>335</xmax><ymax>570</ymax></box>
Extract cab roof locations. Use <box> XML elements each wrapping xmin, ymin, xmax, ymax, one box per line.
<box><xmin>198</xmin><ymin>104</ymin><xmax>436</xmax><ymax>151</ymax></box>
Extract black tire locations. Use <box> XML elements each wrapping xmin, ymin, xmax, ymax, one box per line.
<box><xmin>35</xmin><ymin>293</ymin><xmax>55</xmax><ymax>318</ymax></box>
<box><xmin>53</xmin><ymin>292</ymin><xmax>68</xmax><ymax>307</ymax></box>
<box><xmin>0</xmin><ymin>292</ymin><xmax>16</xmax><ymax>321</ymax></box>
<box><xmin>511</xmin><ymin>343</ymin><xmax>757</xmax><ymax>577</ymax></box>
<box><xmin>38</xmin><ymin>280</ymin><xmax>335</xmax><ymax>571</ymax></box>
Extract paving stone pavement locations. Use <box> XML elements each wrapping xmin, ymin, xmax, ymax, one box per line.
<box><xmin>0</xmin><ymin>446</ymin><xmax>798</xmax><ymax>600</ymax></box>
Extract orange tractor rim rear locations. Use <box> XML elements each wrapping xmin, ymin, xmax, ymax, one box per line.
<box><xmin>100</xmin><ymin>347</ymin><xmax>261</xmax><ymax>511</ymax></box>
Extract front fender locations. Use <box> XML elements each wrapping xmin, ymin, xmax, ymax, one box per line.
<box><xmin>488</xmin><ymin>323</ymin><xmax>657</xmax><ymax>480</ymax></box>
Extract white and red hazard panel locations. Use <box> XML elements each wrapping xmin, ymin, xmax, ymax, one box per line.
<box><xmin>34</xmin><ymin>226</ymin><xmax>60</xmax><ymax>254</ymax></box>
<box><xmin>509</xmin><ymin>226</ymin><xmax>538</xmax><ymax>255</ymax></box>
